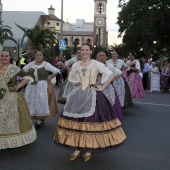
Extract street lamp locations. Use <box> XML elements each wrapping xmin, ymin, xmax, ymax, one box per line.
<box><xmin>14</xmin><ymin>47</ymin><xmax>16</xmax><ymax>53</ymax></box>
<box><xmin>153</xmin><ymin>41</ymin><xmax>157</xmax><ymax>44</ymax></box>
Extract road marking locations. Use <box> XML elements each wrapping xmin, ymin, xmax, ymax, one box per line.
<box><xmin>134</xmin><ymin>102</ymin><xmax>170</xmax><ymax>107</ymax></box>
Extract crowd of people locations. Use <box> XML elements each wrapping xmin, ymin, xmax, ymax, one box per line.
<box><xmin>0</xmin><ymin>44</ymin><xmax>169</xmax><ymax>162</ymax></box>
<box><xmin>142</xmin><ymin>58</ymin><xmax>170</xmax><ymax>93</ymax></box>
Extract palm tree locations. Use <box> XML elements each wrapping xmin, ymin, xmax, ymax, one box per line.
<box><xmin>16</xmin><ymin>24</ymin><xmax>58</xmax><ymax>57</ymax></box>
<box><xmin>0</xmin><ymin>25</ymin><xmax>17</xmax><ymax>46</ymax></box>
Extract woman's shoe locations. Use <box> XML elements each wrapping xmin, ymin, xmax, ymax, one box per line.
<box><xmin>70</xmin><ymin>152</ymin><xmax>81</xmax><ymax>161</ymax></box>
<box><xmin>84</xmin><ymin>153</ymin><xmax>91</xmax><ymax>162</ymax></box>
<box><xmin>35</xmin><ymin>120</ymin><xmax>43</xmax><ymax>129</ymax></box>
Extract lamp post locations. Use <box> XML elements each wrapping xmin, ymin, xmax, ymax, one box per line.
<box><xmin>17</xmin><ymin>39</ymin><xmax>20</xmax><ymax>60</ymax></box>
<box><xmin>60</xmin><ymin>0</ymin><xmax>63</xmax><ymax>58</ymax></box>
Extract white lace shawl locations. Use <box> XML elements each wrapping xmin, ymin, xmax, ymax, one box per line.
<box><xmin>106</xmin><ymin>63</ymin><xmax>122</xmax><ymax>76</ymax></box>
<box><xmin>68</xmin><ymin>60</ymin><xmax>113</xmax><ymax>85</ymax></box>
<box><xmin>107</xmin><ymin>59</ymin><xmax>127</xmax><ymax>70</ymax></box>
<box><xmin>65</xmin><ymin>57</ymin><xmax>77</xmax><ymax>67</ymax></box>
<box><xmin>150</xmin><ymin>66</ymin><xmax>159</xmax><ymax>73</ymax></box>
<box><xmin>23</xmin><ymin>61</ymin><xmax>59</xmax><ymax>81</ymax></box>
<box><xmin>126</xmin><ymin>59</ymin><xmax>141</xmax><ymax>71</ymax></box>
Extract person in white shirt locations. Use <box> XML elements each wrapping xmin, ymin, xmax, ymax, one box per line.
<box><xmin>107</xmin><ymin>51</ymin><xmax>133</xmax><ymax>108</ymax></box>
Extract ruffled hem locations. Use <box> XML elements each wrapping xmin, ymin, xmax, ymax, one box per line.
<box><xmin>54</xmin><ymin>127</ymin><xmax>126</xmax><ymax>149</ymax></box>
<box><xmin>57</xmin><ymin>118</ymin><xmax>121</xmax><ymax>132</ymax></box>
<box><xmin>0</xmin><ymin>127</ymin><xmax>37</xmax><ymax>150</ymax></box>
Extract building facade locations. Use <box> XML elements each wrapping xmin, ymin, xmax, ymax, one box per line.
<box><xmin>94</xmin><ymin>0</ymin><xmax>108</xmax><ymax>48</ymax></box>
<box><xmin>45</xmin><ymin>0</ymin><xmax>108</xmax><ymax>48</ymax></box>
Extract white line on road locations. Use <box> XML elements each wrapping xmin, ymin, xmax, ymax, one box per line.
<box><xmin>134</xmin><ymin>102</ymin><xmax>170</xmax><ymax>107</ymax></box>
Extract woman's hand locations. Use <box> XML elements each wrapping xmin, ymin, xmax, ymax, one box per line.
<box><xmin>14</xmin><ymin>85</ymin><xmax>19</xmax><ymax>91</ymax></box>
<box><xmin>46</xmin><ymin>77</ymin><xmax>52</xmax><ymax>82</ymax></box>
<box><xmin>73</xmin><ymin>83</ymin><xmax>81</xmax><ymax>88</ymax></box>
<box><xmin>95</xmin><ymin>85</ymin><xmax>103</xmax><ymax>91</ymax></box>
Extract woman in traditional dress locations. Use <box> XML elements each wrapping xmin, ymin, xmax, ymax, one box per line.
<box><xmin>125</xmin><ymin>52</ymin><xmax>145</xmax><ymax>98</ymax></box>
<box><xmin>0</xmin><ymin>50</ymin><xmax>36</xmax><ymax>149</ymax></box>
<box><xmin>150</xmin><ymin>62</ymin><xmax>160</xmax><ymax>92</ymax></box>
<box><xmin>53</xmin><ymin>43</ymin><xmax>126</xmax><ymax>162</ymax></box>
<box><xmin>23</xmin><ymin>51</ymin><xmax>59</xmax><ymax>128</ymax></box>
<box><xmin>107</xmin><ymin>51</ymin><xmax>132</xmax><ymax>108</ymax></box>
<box><xmin>58</xmin><ymin>50</ymin><xmax>82</xmax><ymax>103</ymax></box>
<box><xmin>160</xmin><ymin>61</ymin><xmax>170</xmax><ymax>93</ymax></box>
<box><xmin>98</xmin><ymin>50</ymin><xmax>123</xmax><ymax>121</ymax></box>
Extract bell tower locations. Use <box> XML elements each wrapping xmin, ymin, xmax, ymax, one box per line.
<box><xmin>94</xmin><ymin>0</ymin><xmax>108</xmax><ymax>48</ymax></box>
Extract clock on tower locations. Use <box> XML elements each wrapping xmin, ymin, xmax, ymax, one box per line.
<box><xmin>96</xmin><ymin>18</ymin><xmax>104</xmax><ymax>26</ymax></box>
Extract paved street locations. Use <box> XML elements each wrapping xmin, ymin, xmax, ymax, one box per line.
<box><xmin>0</xmin><ymin>86</ymin><xmax>170</xmax><ymax>170</ymax></box>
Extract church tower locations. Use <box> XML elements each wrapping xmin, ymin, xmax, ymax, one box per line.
<box><xmin>94</xmin><ymin>0</ymin><xmax>108</xmax><ymax>48</ymax></box>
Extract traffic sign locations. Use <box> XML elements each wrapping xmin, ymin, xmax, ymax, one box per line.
<box><xmin>59</xmin><ymin>40</ymin><xmax>66</xmax><ymax>50</ymax></box>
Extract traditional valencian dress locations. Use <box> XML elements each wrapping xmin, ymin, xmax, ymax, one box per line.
<box><xmin>0</xmin><ymin>64</ymin><xmax>36</xmax><ymax>149</ymax></box>
<box><xmin>126</xmin><ymin>59</ymin><xmax>145</xmax><ymax>98</ymax></box>
<box><xmin>150</xmin><ymin>66</ymin><xmax>160</xmax><ymax>92</ymax></box>
<box><xmin>107</xmin><ymin>59</ymin><xmax>132</xmax><ymax>108</ymax></box>
<box><xmin>23</xmin><ymin>61</ymin><xmax>59</xmax><ymax>120</ymax></box>
<box><xmin>54</xmin><ymin>60</ymin><xmax>126</xmax><ymax>151</ymax></box>
<box><xmin>57</xmin><ymin>57</ymin><xmax>77</xmax><ymax>104</ymax></box>
<box><xmin>160</xmin><ymin>67</ymin><xmax>170</xmax><ymax>93</ymax></box>
<box><xmin>99</xmin><ymin>63</ymin><xmax>123</xmax><ymax>122</ymax></box>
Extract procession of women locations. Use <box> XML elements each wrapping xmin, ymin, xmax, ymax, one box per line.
<box><xmin>0</xmin><ymin>44</ymin><xmax>170</xmax><ymax>162</ymax></box>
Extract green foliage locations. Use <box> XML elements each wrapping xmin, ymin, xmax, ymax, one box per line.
<box><xmin>117</xmin><ymin>0</ymin><xmax>170</xmax><ymax>60</ymax></box>
<box><xmin>16</xmin><ymin>24</ymin><xmax>58</xmax><ymax>56</ymax></box>
<box><xmin>109</xmin><ymin>44</ymin><xmax>129</xmax><ymax>58</ymax></box>
<box><xmin>0</xmin><ymin>25</ymin><xmax>17</xmax><ymax>45</ymax></box>
<box><xmin>43</xmin><ymin>43</ymin><xmax>60</xmax><ymax>65</ymax></box>
<box><xmin>92</xmin><ymin>45</ymin><xmax>105</xmax><ymax>59</ymax></box>
<box><xmin>62</xmin><ymin>47</ymin><xmax>72</xmax><ymax>60</ymax></box>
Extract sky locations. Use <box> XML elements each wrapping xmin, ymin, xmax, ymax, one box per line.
<box><xmin>2</xmin><ymin>0</ymin><xmax>122</xmax><ymax>45</ymax></box>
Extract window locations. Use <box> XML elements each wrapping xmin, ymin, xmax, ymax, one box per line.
<box><xmin>64</xmin><ymin>38</ymin><xmax>68</xmax><ymax>45</ymax></box>
<box><xmin>47</xmin><ymin>22</ymin><xmax>50</xmax><ymax>25</ymax></box>
<box><xmin>56</xmin><ymin>22</ymin><xmax>59</xmax><ymax>26</ymax></box>
<box><xmin>87</xmin><ymin>38</ymin><xmax>91</xmax><ymax>43</ymax></box>
<box><xmin>74</xmin><ymin>38</ymin><xmax>80</xmax><ymax>45</ymax></box>
<box><xmin>98</xmin><ymin>3</ymin><xmax>103</xmax><ymax>14</ymax></box>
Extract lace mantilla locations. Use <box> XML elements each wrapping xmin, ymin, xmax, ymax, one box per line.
<box><xmin>126</xmin><ymin>59</ymin><xmax>137</xmax><ymax>67</ymax></box>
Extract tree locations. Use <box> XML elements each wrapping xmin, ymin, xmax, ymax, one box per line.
<box><xmin>117</xmin><ymin>0</ymin><xmax>170</xmax><ymax>60</ymax></box>
<box><xmin>0</xmin><ymin>25</ymin><xmax>17</xmax><ymax>46</ymax></box>
<box><xmin>92</xmin><ymin>45</ymin><xmax>105</xmax><ymax>59</ymax></box>
<box><xmin>16</xmin><ymin>24</ymin><xmax>58</xmax><ymax>58</ymax></box>
<box><xmin>109</xmin><ymin>44</ymin><xmax>129</xmax><ymax>58</ymax></box>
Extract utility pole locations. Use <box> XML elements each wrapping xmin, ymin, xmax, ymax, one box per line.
<box><xmin>60</xmin><ymin>0</ymin><xmax>63</xmax><ymax>58</ymax></box>
<box><xmin>0</xmin><ymin>0</ymin><xmax>3</xmax><ymax>51</ymax></box>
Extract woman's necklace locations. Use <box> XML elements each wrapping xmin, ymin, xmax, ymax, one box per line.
<box><xmin>81</xmin><ymin>68</ymin><xmax>87</xmax><ymax>76</ymax></box>
<box><xmin>0</xmin><ymin>64</ymin><xmax>9</xmax><ymax>72</ymax></box>
<box><xmin>81</xmin><ymin>60</ymin><xmax>91</xmax><ymax>77</ymax></box>
<box><xmin>0</xmin><ymin>64</ymin><xmax>9</xmax><ymax>69</ymax></box>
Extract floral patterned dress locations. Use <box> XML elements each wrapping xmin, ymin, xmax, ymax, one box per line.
<box><xmin>0</xmin><ymin>64</ymin><xmax>36</xmax><ymax>149</ymax></box>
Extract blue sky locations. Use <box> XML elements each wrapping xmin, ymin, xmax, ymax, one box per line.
<box><xmin>2</xmin><ymin>0</ymin><xmax>122</xmax><ymax>45</ymax></box>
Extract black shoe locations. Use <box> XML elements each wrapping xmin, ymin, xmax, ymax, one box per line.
<box><xmin>35</xmin><ymin>123</ymin><xmax>41</xmax><ymax>129</ymax></box>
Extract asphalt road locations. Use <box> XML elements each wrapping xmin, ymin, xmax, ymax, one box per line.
<box><xmin>0</xmin><ymin>86</ymin><xmax>170</xmax><ymax>170</ymax></box>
